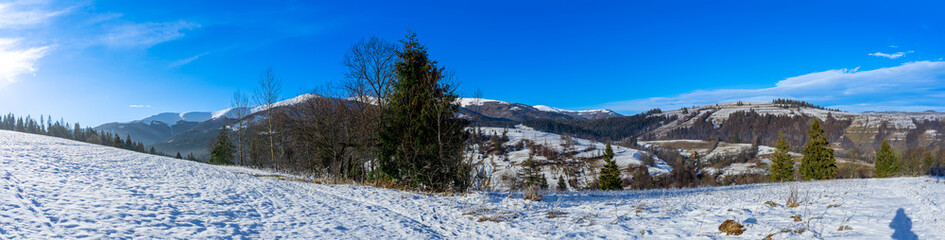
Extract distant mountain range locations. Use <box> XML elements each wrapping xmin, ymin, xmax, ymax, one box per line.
<box><xmin>94</xmin><ymin>95</ymin><xmax>621</xmax><ymax>160</ymax></box>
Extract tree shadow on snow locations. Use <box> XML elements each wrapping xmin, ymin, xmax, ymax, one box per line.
<box><xmin>890</xmin><ymin>208</ymin><xmax>918</xmax><ymax>240</ymax></box>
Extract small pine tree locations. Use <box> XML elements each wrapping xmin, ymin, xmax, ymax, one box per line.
<box><xmin>598</xmin><ymin>143</ymin><xmax>622</xmax><ymax>190</ymax></box>
<box><xmin>556</xmin><ymin>176</ymin><xmax>567</xmax><ymax>191</ymax></box>
<box><xmin>874</xmin><ymin>140</ymin><xmax>899</xmax><ymax>178</ymax></box>
<box><xmin>187</xmin><ymin>153</ymin><xmax>197</xmax><ymax>161</ymax></box>
<box><xmin>209</xmin><ymin>128</ymin><xmax>235</xmax><ymax>165</ymax></box>
<box><xmin>149</xmin><ymin>146</ymin><xmax>157</xmax><ymax>155</ymax></box>
<box><xmin>175</xmin><ymin>152</ymin><xmax>183</xmax><ymax>159</ymax></box>
<box><xmin>769</xmin><ymin>133</ymin><xmax>795</xmax><ymax>181</ymax></box>
<box><xmin>799</xmin><ymin>120</ymin><xmax>838</xmax><ymax>180</ymax></box>
<box><xmin>518</xmin><ymin>155</ymin><xmax>548</xmax><ymax>189</ymax></box>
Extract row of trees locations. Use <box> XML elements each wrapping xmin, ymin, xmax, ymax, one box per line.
<box><xmin>0</xmin><ymin>113</ymin><xmax>152</xmax><ymax>154</ymax></box>
<box><xmin>209</xmin><ymin>33</ymin><xmax>470</xmax><ymax>191</ymax></box>
<box><xmin>767</xmin><ymin>121</ymin><xmax>837</xmax><ymax>181</ymax></box>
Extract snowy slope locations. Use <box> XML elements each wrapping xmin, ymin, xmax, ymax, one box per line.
<box><xmin>3</xmin><ymin>130</ymin><xmax>945</xmax><ymax>239</ymax></box>
<box><xmin>134</xmin><ymin>112</ymin><xmax>212</xmax><ymax>125</ymax></box>
<box><xmin>470</xmin><ymin>125</ymin><xmax>671</xmax><ymax>191</ymax></box>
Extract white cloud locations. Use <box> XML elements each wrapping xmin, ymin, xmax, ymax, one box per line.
<box><xmin>0</xmin><ymin>38</ymin><xmax>50</xmax><ymax>85</ymax></box>
<box><xmin>0</xmin><ymin>1</ymin><xmax>69</xmax><ymax>29</ymax></box>
<box><xmin>101</xmin><ymin>20</ymin><xmax>200</xmax><ymax>48</ymax></box>
<box><xmin>128</xmin><ymin>105</ymin><xmax>152</xmax><ymax>108</ymax></box>
<box><xmin>602</xmin><ymin>61</ymin><xmax>945</xmax><ymax>113</ymax></box>
<box><xmin>168</xmin><ymin>52</ymin><xmax>209</xmax><ymax>68</ymax></box>
<box><xmin>869</xmin><ymin>51</ymin><xmax>914</xmax><ymax>59</ymax></box>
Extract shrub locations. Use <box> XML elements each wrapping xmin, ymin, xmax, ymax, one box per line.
<box><xmin>718</xmin><ymin>219</ymin><xmax>745</xmax><ymax>236</ymax></box>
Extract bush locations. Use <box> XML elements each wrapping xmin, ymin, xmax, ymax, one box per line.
<box><xmin>718</xmin><ymin>219</ymin><xmax>745</xmax><ymax>236</ymax></box>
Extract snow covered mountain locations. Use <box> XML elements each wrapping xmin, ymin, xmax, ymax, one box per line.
<box><xmin>457</xmin><ymin>97</ymin><xmax>621</xmax><ymax>121</ymax></box>
<box><xmin>96</xmin><ymin>95</ymin><xmax>622</xmax><ymax>159</ymax></box>
<box><xmin>3</xmin><ymin>129</ymin><xmax>944</xmax><ymax>239</ymax></box>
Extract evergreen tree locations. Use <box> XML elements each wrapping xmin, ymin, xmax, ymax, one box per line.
<box><xmin>175</xmin><ymin>152</ymin><xmax>183</xmax><ymax>159</ymax></box>
<box><xmin>557</xmin><ymin>176</ymin><xmax>567</xmax><ymax>191</ymax></box>
<box><xmin>149</xmin><ymin>146</ymin><xmax>157</xmax><ymax>155</ymax></box>
<box><xmin>209</xmin><ymin>128</ymin><xmax>235</xmax><ymax>165</ymax></box>
<box><xmin>517</xmin><ymin>155</ymin><xmax>547</xmax><ymax>189</ymax></box>
<box><xmin>186</xmin><ymin>153</ymin><xmax>197</xmax><ymax>161</ymax></box>
<box><xmin>598</xmin><ymin>143</ymin><xmax>622</xmax><ymax>190</ymax></box>
<box><xmin>874</xmin><ymin>140</ymin><xmax>899</xmax><ymax>178</ymax></box>
<box><xmin>769</xmin><ymin>133</ymin><xmax>795</xmax><ymax>181</ymax></box>
<box><xmin>378</xmin><ymin>33</ymin><xmax>470</xmax><ymax>191</ymax></box>
<box><xmin>799</xmin><ymin>120</ymin><xmax>837</xmax><ymax>180</ymax></box>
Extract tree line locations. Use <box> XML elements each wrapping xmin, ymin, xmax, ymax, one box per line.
<box><xmin>209</xmin><ymin>33</ymin><xmax>470</xmax><ymax>191</ymax></box>
<box><xmin>0</xmin><ymin>113</ymin><xmax>155</xmax><ymax>155</ymax></box>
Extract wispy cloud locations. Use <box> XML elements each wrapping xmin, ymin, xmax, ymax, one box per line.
<box><xmin>0</xmin><ymin>1</ymin><xmax>69</xmax><ymax>29</ymax></box>
<box><xmin>602</xmin><ymin>61</ymin><xmax>945</xmax><ymax>113</ymax></box>
<box><xmin>0</xmin><ymin>39</ymin><xmax>50</xmax><ymax>85</ymax></box>
<box><xmin>101</xmin><ymin>20</ymin><xmax>200</xmax><ymax>48</ymax></box>
<box><xmin>128</xmin><ymin>105</ymin><xmax>152</xmax><ymax>108</ymax></box>
<box><xmin>0</xmin><ymin>1</ymin><xmax>61</xmax><ymax>87</ymax></box>
<box><xmin>869</xmin><ymin>51</ymin><xmax>913</xmax><ymax>59</ymax></box>
<box><xmin>168</xmin><ymin>52</ymin><xmax>209</xmax><ymax>68</ymax></box>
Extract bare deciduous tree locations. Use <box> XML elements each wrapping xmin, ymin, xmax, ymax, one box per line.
<box><xmin>343</xmin><ymin>36</ymin><xmax>398</xmax><ymax>107</ymax></box>
<box><xmin>254</xmin><ymin>68</ymin><xmax>282</xmax><ymax>166</ymax></box>
<box><xmin>231</xmin><ymin>89</ymin><xmax>250</xmax><ymax>165</ymax></box>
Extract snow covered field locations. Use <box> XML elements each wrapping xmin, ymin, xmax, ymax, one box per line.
<box><xmin>2</xmin><ymin>130</ymin><xmax>944</xmax><ymax>239</ymax></box>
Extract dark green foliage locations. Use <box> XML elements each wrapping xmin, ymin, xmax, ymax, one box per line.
<box><xmin>0</xmin><ymin>113</ymin><xmax>153</xmax><ymax>156</ymax></box>
<box><xmin>598</xmin><ymin>143</ymin><xmax>622</xmax><ymax>190</ymax></box>
<box><xmin>769</xmin><ymin>133</ymin><xmax>795</xmax><ymax>181</ymax></box>
<box><xmin>873</xmin><ymin>141</ymin><xmax>899</xmax><ymax>178</ymax></box>
<box><xmin>556</xmin><ymin>176</ymin><xmax>567</xmax><ymax>191</ymax></box>
<box><xmin>209</xmin><ymin>127</ymin><xmax>235</xmax><ymax>165</ymax></box>
<box><xmin>522</xmin><ymin>112</ymin><xmax>674</xmax><ymax>142</ymax></box>
<box><xmin>175</xmin><ymin>152</ymin><xmax>183</xmax><ymax>159</ymax></box>
<box><xmin>377</xmin><ymin>33</ymin><xmax>470</xmax><ymax>191</ymax></box>
<box><xmin>772</xmin><ymin>98</ymin><xmax>840</xmax><ymax>111</ymax></box>
<box><xmin>800</xmin><ymin>121</ymin><xmax>838</xmax><ymax>180</ymax></box>
<box><xmin>518</xmin><ymin>155</ymin><xmax>547</xmax><ymax>189</ymax></box>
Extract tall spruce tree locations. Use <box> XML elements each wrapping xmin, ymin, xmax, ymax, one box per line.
<box><xmin>799</xmin><ymin>120</ymin><xmax>837</xmax><ymax>180</ymax></box>
<box><xmin>209</xmin><ymin>128</ymin><xmax>235</xmax><ymax>165</ymax></box>
<box><xmin>598</xmin><ymin>143</ymin><xmax>622</xmax><ymax>190</ymax></box>
<box><xmin>378</xmin><ymin>33</ymin><xmax>470</xmax><ymax>191</ymax></box>
<box><xmin>769</xmin><ymin>133</ymin><xmax>795</xmax><ymax>181</ymax></box>
<box><xmin>874</xmin><ymin>140</ymin><xmax>899</xmax><ymax>178</ymax></box>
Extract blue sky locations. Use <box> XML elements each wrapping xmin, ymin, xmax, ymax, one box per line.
<box><xmin>1</xmin><ymin>0</ymin><xmax>944</xmax><ymax>126</ymax></box>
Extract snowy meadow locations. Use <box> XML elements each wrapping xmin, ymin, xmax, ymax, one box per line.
<box><xmin>2</xmin><ymin>130</ymin><xmax>943</xmax><ymax>239</ymax></box>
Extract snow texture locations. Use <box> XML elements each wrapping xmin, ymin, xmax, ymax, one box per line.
<box><xmin>2</xmin><ymin>130</ymin><xmax>945</xmax><ymax>239</ymax></box>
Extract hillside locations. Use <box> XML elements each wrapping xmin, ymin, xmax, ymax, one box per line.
<box><xmin>2</xmin><ymin>130</ymin><xmax>944</xmax><ymax>238</ymax></box>
<box><xmin>96</xmin><ymin>95</ymin><xmax>622</xmax><ymax>160</ymax></box>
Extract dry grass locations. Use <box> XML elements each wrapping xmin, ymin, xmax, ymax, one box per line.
<box><xmin>837</xmin><ymin>225</ymin><xmax>852</xmax><ymax>231</ymax></box>
<box><xmin>464</xmin><ymin>208</ymin><xmax>518</xmax><ymax>223</ymax></box>
<box><xmin>764</xmin><ymin>201</ymin><xmax>778</xmax><ymax>207</ymax></box>
<box><xmin>523</xmin><ymin>186</ymin><xmax>542</xmax><ymax>201</ymax></box>
<box><xmin>791</xmin><ymin>215</ymin><xmax>802</xmax><ymax>222</ymax></box>
<box><xmin>545</xmin><ymin>210</ymin><xmax>567</xmax><ymax>219</ymax></box>
<box><xmin>764</xmin><ymin>228</ymin><xmax>806</xmax><ymax>240</ymax></box>
<box><xmin>786</xmin><ymin>186</ymin><xmax>800</xmax><ymax>208</ymax></box>
<box><xmin>718</xmin><ymin>219</ymin><xmax>745</xmax><ymax>236</ymax></box>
